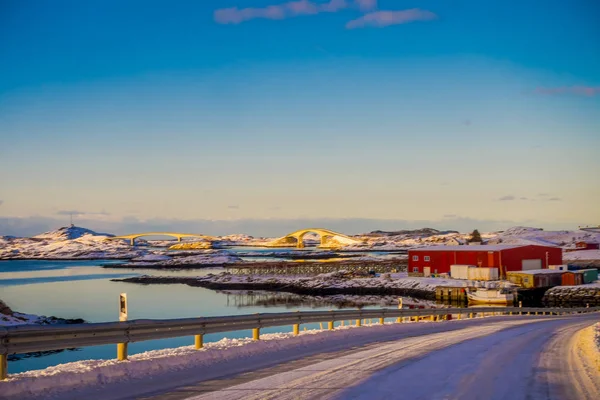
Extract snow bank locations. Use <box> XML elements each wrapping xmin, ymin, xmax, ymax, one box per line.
<box><xmin>1</xmin><ymin>317</ymin><xmax>482</xmax><ymax>399</ymax></box>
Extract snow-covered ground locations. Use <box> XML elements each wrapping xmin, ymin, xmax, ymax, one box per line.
<box><xmin>2</xmin><ymin>314</ymin><xmax>597</xmax><ymax>400</ymax></box>
<box><xmin>0</xmin><ymin>300</ymin><xmax>84</xmax><ymax>327</ymax></box>
<box><xmin>128</xmin><ymin>270</ymin><xmax>516</xmax><ymax>295</ymax></box>
<box><xmin>564</xmin><ymin>249</ymin><xmax>600</xmax><ymax>261</ymax></box>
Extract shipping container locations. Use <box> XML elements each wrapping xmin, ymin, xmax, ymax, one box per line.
<box><xmin>450</xmin><ymin>265</ymin><xmax>474</xmax><ymax>280</ymax></box>
<box><xmin>467</xmin><ymin>267</ymin><xmax>499</xmax><ymax>281</ymax></box>
<box><xmin>580</xmin><ymin>269</ymin><xmax>599</xmax><ymax>284</ymax></box>
<box><xmin>561</xmin><ymin>271</ymin><xmax>583</xmax><ymax>286</ymax></box>
<box><xmin>507</xmin><ymin>270</ymin><xmax>564</xmax><ymax>288</ymax></box>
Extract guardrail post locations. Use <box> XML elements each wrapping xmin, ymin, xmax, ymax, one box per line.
<box><xmin>457</xmin><ymin>312</ymin><xmax>461</xmax><ymax>320</ymax></box>
<box><xmin>469</xmin><ymin>312</ymin><xmax>473</xmax><ymax>319</ymax></box>
<box><xmin>328</xmin><ymin>321</ymin><xmax>334</xmax><ymax>330</ymax></box>
<box><xmin>293</xmin><ymin>310</ymin><xmax>300</xmax><ymax>335</ymax></box>
<box><xmin>117</xmin><ymin>343</ymin><xmax>128</xmax><ymax>361</ymax></box>
<box><xmin>252</xmin><ymin>327</ymin><xmax>260</xmax><ymax>340</ymax></box>
<box><xmin>195</xmin><ymin>334</ymin><xmax>204</xmax><ymax>349</ymax></box>
<box><xmin>379</xmin><ymin>317</ymin><xmax>385</xmax><ymax>325</ymax></box>
<box><xmin>430</xmin><ymin>315</ymin><xmax>435</xmax><ymax>322</ymax></box>
<box><xmin>356</xmin><ymin>319</ymin><xmax>362</xmax><ymax>327</ymax></box>
<box><xmin>0</xmin><ymin>354</ymin><xmax>7</xmax><ymax>381</ymax></box>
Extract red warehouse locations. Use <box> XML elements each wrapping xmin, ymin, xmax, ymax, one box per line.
<box><xmin>408</xmin><ymin>244</ymin><xmax>562</xmax><ymax>277</ymax></box>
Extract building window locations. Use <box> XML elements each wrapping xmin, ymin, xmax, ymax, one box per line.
<box><xmin>413</xmin><ymin>267</ymin><xmax>419</xmax><ymax>272</ymax></box>
<box><xmin>412</xmin><ymin>255</ymin><xmax>419</xmax><ymax>261</ymax></box>
<box><xmin>424</xmin><ymin>256</ymin><xmax>430</xmax><ymax>262</ymax></box>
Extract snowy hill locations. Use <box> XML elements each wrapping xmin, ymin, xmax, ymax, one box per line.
<box><xmin>0</xmin><ymin>226</ymin><xmax>142</xmax><ymax>260</ymax></box>
<box><xmin>33</xmin><ymin>225</ymin><xmax>113</xmax><ymax>240</ymax></box>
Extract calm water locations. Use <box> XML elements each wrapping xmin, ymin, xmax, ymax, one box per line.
<box><xmin>0</xmin><ymin>258</ymin><xmax>393</xmax><ymax>373</ymax></box>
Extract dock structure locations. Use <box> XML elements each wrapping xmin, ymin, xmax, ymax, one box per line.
<box><xmin>226</xmin><ymin>260</ymin><xmax>407</xmax><ymax>276</ymax></box>
<box><xmin>435</xmin><ymin>286</ymin><xmax>468</xmax><ymax>304</ymax></box>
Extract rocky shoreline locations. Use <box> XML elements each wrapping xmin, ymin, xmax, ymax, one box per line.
<box><xmin>1</xmin><ymin>299</ymin><xmax>85</xmax><ymax>326</ymax></box>
<box><xmin>542</xmin><ymin>285</ymin><xmax>600</xmax><ymax>307</ymax></box>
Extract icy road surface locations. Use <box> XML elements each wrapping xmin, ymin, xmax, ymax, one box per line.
<box><xmin>150</xmin><ymin>315</ymin><xmax>599</xmax><ymax>400</ymax></box>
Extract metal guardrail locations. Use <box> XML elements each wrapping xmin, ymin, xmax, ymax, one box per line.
<box><xmin>1</xmin><ymin>306</ymin><xmax>598</xmax><ymax>380</ymax></box>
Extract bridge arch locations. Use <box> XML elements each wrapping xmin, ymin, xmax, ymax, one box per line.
<box><xmin>267</xmin><ymin>228</ymin><xmax>362</xmax><ymax>249</ymax></box>
<box><xmin>108</xmin><ymin>232</ymin><xmax>217</xmax><ymax>246</ymax></box>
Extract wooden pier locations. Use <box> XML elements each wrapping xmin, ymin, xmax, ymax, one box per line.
<box><xmin>435</xmin><ymin>286</ymin><xmax>468</xmax><ymax>304</ymax></box>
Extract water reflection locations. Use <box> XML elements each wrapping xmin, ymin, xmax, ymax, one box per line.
<box><xmin>1</xmin><ymin>259</ymin><xmax>420</xmax><ymax>374</ymax></box>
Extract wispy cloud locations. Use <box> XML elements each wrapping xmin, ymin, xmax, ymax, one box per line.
<box><xmin>548</xmin><ymin>197</ymin><xmax>562</xmax><ymax>201</ymax></box>
<box><xmin>214</xmin><ymin>0</ymin><xmax>362</xmax><ymax>25</ymax></box>
<box><xmin>355</xmin><ymin>0</ymin><xmax>377</xmax><ymax>11</ymax></box>
<box><xmin>498</xmin><ymin>195</ymin><xmax>515</xmax><ymax>201</ymax></box>
<box><xmin>346</xmin><ymin>9</ymin><xmax>437</xmax><ymax>29</ymax></box>
<box><xmin>534</xmin><ymin>86</ymin><xmax>600</xmax><ymax>97</ymax></box>
<box><xmin>228</xmin><ymin>205</ymin><xmax>240</xmax><ymax>209</ymax></box>
<box><xmin>57</xmin><ymin>210</ymin><xmax>110</xmax><ymax>217</ymax></box>
<box><xmin>0</xmin><ymin>200</ymin><xmax>3</xmax><ymax>206</ymax></box>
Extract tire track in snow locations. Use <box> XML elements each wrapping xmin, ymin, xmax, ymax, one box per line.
<box><xmin>188</xmin><ymin>319</ymin><xmax>542</xmax><ymax>400</ymax></box>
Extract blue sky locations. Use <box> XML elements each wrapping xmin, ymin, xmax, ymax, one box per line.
<box><xmin>1</xmin><ymin>0</ymin><xmax>599</xmax><ymax>236</ymax></box>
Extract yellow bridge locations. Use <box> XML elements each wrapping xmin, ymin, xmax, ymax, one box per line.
<box><xmin>108</xmin><ymin>232</ymin><xmax>217</xmax><ymax>246</ymax></box>
<box><xmin>266</xmin><ymin>228</ymin><xmax>363</xmax><ymax>249</ymax></box>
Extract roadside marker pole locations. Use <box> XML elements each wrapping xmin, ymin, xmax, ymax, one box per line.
<box><xmin>379</xmin><ymin>317</ymin><xmax>385</xmax><ymax>325</ymax></box>
<box><xmin>252</xmin><ymin>328</ymin><xmax>260</xmax><ymax>340</ymax></box>
<box><xmin>117</xmin><ymin>293</ymin><xmax>128</xmax><ymax>361</ymax></box>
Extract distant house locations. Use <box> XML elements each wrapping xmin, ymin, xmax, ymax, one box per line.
<box><xmin>445</xmin><ymin>237</ymin><xmax>466</xmax><ymax>246</ymax></box>
<box><xmin>575</xmin><ymin>241</ymin><xmax>599</xmax><ymax>250</ymax></box>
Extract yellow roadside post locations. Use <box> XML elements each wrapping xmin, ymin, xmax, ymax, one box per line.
<box><xmin>356</xmin><ymin>319</ymin><xmax>362</xmax><ymax>327</ymax></box>
<box><xmin>0</xmin><ymin>354</ymin><xmax>7</xmax><ymax>381</ymax></box>
<box><xmin>430</xmin><ymin>314</ymin><xmax>435</xmax><ymax>322</ymax></box>
<box><xmin>253</xmin><ymin>313</ymin><xmax>260</xmax><ymax>340</ymax></box>
<box><xmin>379</xmin><ymin>317</ymin><xmax>385</xmax><ymax>325</ymax></box>
<box><xmin>519</xmin><ymin>301</ymin><xmax>522</xmax><ymax>316</ymax></box>
<box><xmin>117</xmin><ymin>293</ymin><xmax>128</xmax><ymax>361</ymax></box>
<box><xmin>397</xmin><ymin>298</ymin><xmax>403</xmax><ymax>323</ymax></box>
<box><xmin>293</xmin><ymin>310</ymin><xmax>300</xmax><ymax>335</ymax></box>
<box><xmin>195</xmin><ymin>334</ymin><xmax>204</xmax><ymax>349</ymax></box>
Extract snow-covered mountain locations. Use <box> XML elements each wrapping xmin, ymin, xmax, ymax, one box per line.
<box><xmin>1</xmin><ymin>225</ymin><xmax>599</xmax><ymax>260</ymax></box>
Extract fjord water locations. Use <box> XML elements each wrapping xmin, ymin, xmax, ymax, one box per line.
<box><xmin>0</xmin><ymin>257</ymin><xmax>386</xmax><ymax>373</ymax></box>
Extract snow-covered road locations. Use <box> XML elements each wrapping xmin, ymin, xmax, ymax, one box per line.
<box><xmin>151</xmin><ymin>316</ymin><xmax>599</xmax><ymax>400</ymax></box>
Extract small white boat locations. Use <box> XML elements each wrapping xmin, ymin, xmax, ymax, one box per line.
<box><xmin>467</xmin><ymin>287</ymin><xmax>515</xmax><ymax>305</ymax></box>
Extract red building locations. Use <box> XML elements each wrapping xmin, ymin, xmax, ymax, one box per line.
<box><xmin>408</xmin><ymin>244</ymin><xmax>562</xmax><ymax>277</ymax></box>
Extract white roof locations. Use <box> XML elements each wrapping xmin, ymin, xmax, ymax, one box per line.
<box><xmin>511</xmin><ymin>269</ymin><xmax>564</xmax><ymax>275</ymax></box>
<box><xmin>409</xmin><ymin>245</ymin><xmax>529</xmax><ymax>252</ymax></box>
